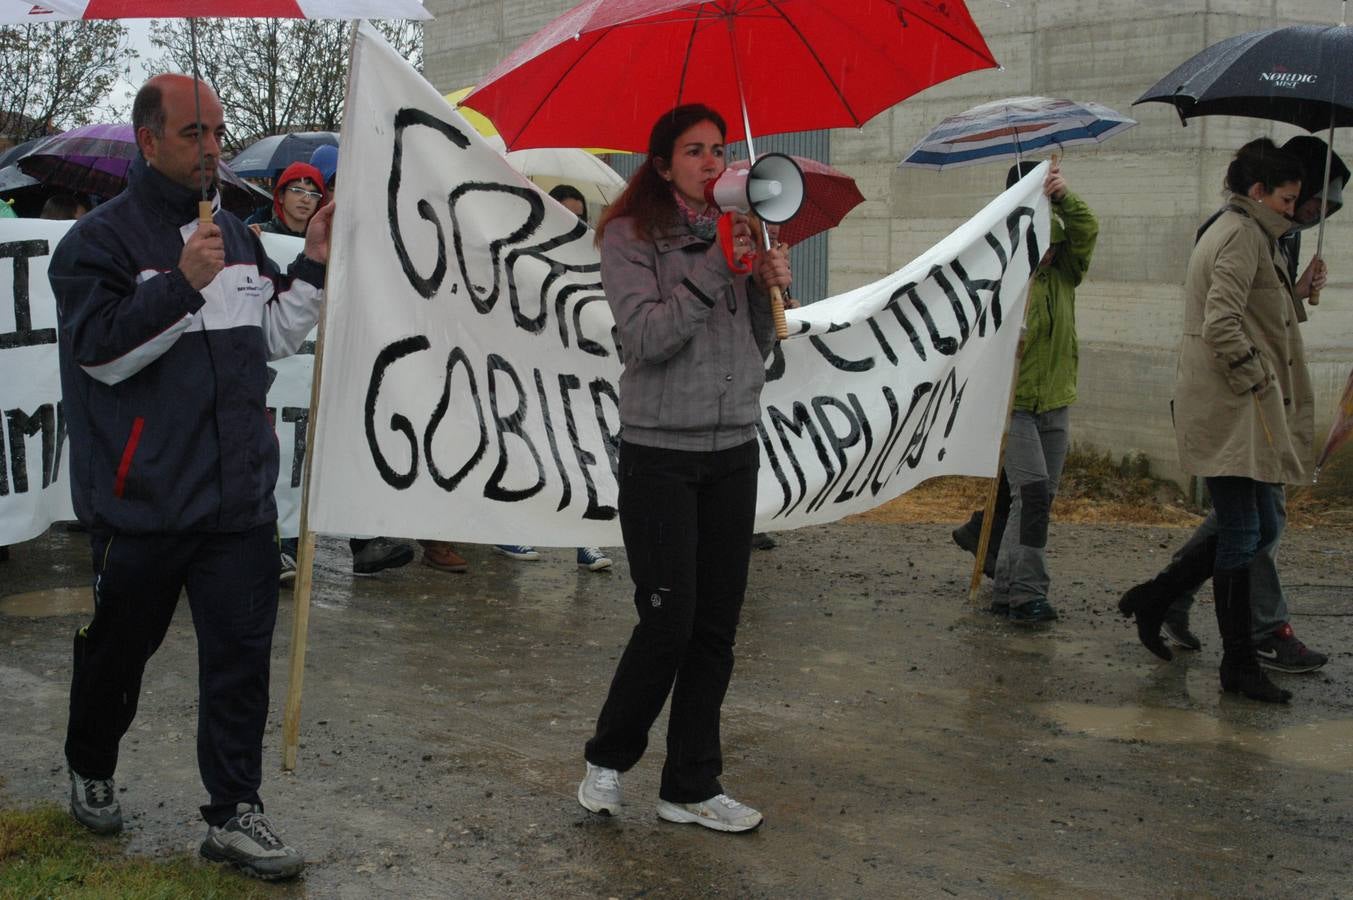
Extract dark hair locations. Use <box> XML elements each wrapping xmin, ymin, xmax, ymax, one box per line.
<box><xmin>40</xmin><ymin>193</ymin><xmax>86</xmax><ymax>220</ymax></box>
<box><xmin>548</xmin><ymin>183</ymin><xmax>588</xmax><ymax>221</ymax></box>
<box><xmin>1281</xmin><ymin>135</ymin><xmax>1350</xmax><ymax>209</ymax></box>
<box><xmin>1225</xmin><ymin>138</ymin><xmax>1303</xmax><ymax>197</ymax></box>
<box><xmin>596</xmin><ymin>103</ymin><xmax>727</xmax><ymax>243</ymax></box>
<box><xmin>1006</xmin><ymin>160</ymin><xmax>1040</xmax><ymax>189</ymax></box>
<box><xmin>131</xmin><ymin>82</ymin><xmax>167</xmax><ymax>139</ymax></box>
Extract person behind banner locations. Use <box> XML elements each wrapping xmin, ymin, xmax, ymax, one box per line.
<box><xmin>253</xmin><ymin>161</ymin><xmax>327</xmax><ymax>239</ymax></box>
<box><xmin>41</xmin><ymin>193</ymin><xmax>91</xmax><ymax>220</ymax></box>
<box><xmin>575</xmin><ymin>104</ymin><xmax>792</xmax><ymax>833</ymax></box>
<box><xmin>987</xmin><ymin>161</ymin><xmax>1098</xmax><ymax>624</ymax></box>
<box><xmin>49</xmin><ymin>74</ymin><xmax>331</xmax><ymax>880</ymax></box>
<box><xmin>273</xmin><ymin>144</ymin><xmax>418</xmax><ymax>585</ymax></box>
<box><xmin>1119</xmin><ymin>139</ymin><xmax>1327</xmax><ymax>697</ymax></box>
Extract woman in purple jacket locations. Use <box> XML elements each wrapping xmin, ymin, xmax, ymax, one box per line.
<box><xmin>575</xmin><ymin>104</ymin><xmax>792</xmax><ymax>832</ymax></box>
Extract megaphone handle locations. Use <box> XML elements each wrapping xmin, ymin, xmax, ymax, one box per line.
<box><xmin>770</xmin><ymin>285</ymin><xmax>789</xmax><ymax>340</ymax></box>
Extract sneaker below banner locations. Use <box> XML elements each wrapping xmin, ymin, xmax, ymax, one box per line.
<box><xmin>656</xmin><ymin>794</ymin><xmax>763</xmax><ymax>833</ymax></box>
<box><xmin>495</xmin><ymin>544</ymin><xmax>541</xmax><ymax>561</ymax></box>
<box><xmin>200</xmin><ymin>802</ymin><xmax>304</xmax><ymax>881</ymax></box>
<box><xmin>352</xmin><ymin>538</ymin><xmax>414</xmax><ymax>575</ymax></box>
<box><xmin>278</xmin><ymin>551</ymin><xmax>296</xmax><ymax>588</ymax></box>
<box><xmin>577</xmin><ymin>547</ymin><xmax>612</xmax><ymax>571</ymax></box>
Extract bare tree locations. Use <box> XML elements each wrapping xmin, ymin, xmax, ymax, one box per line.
<box><xmin>0</xmin><ymin>22</ymin><xmax>135</xmax><ymax>142</ymax></box>
<box><xmin>148</xmin><ymin>19</ymin><xmax>423</xmax><ymax>153</ymax></box>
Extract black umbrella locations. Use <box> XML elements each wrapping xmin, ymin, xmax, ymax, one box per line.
<box><xmin>1136</xmin><ymin>17</ymin><xmax>1353</xmax><ymax>299</ymax></box>
<box><xmin>1136</xmin><ymin>23</ymin><xmax>1353</xmax><ymax>130</ymax></box>
<box><xmin>227</xmin><ymin>131</ymin><xmax>339</xmax><ymax>180</ymax></box>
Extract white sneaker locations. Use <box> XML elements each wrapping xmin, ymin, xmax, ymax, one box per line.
<box><xmin>656</xmin><ymin>793</ymin><xmax>763</xmax><ymax>833</ymax></box>
<box><xmin>577</xmin><ymin>762</ymin><xmax>622</xmax><ymax>815</ymax></box>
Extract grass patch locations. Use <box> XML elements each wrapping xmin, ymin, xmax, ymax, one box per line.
<box><xmin>849</xmin><ymin>444</ymin><xmax>1352</xmax><ymax>529</ymax></box>
<box><xmin>0</xmin><ymin>806</ymin><xmax>287</xmax><ymax>899</ymax></box>
<box><xmin>850</xmin><ymin>446</ymin><xmax>1200</xmax><ymax>527</ymax></box>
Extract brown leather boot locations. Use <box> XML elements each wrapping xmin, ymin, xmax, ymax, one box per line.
<box><xmin>419</xmin><ymin>540</ymin><xmax>468</xmax><ymax>573</ymax></box>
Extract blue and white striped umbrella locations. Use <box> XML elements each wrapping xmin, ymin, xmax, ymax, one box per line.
<box><xmin>899</xmin><ymin>96</ymin><xmax>1136</xmax><ymax>171</ymax></box>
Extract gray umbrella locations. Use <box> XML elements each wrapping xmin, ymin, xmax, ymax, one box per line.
<box><xmin>228</xmin><ymin>131</ymin><xmax>339</xmax><ymax>180</ymax></box>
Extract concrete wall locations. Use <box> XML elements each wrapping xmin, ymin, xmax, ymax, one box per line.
<box><xmin>424</xmin><ymin>0</ymin><xmax>1353</xmax><ymax>490</ymax></box>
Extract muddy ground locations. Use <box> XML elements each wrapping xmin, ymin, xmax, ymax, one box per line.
<box><xmin>2</xmin><ymin>519</ymin><xmax>1351</xmax><ymax>898</ymax></box>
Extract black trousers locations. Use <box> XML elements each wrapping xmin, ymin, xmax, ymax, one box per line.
<box><xmin>65</xmin><ymin>523</ymin><xmax>281</xmax><ymax>826</ymax></box>
<box><xmin>585</xmin><ymin>439</ymin><xmax>758</xmax><ymax>803</ymax></box>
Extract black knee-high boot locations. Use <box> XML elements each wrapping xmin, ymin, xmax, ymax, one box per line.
<box><xmin>951</xmin><ymin>470</ymin><xmax>1011</xmax><ymax>577</ymax></box>
<box><xmin>1214</xmin><ymin>566</ymin><xmax>1291</xmax><ymax>704</ymax></box>
<box><xmin>1118</xmin><ymin>535</ymin><xmax>1216</xmax><ymax>661</ymax></box>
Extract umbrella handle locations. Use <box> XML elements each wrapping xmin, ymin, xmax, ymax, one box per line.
<box><xmin>198</xmin><ymin>200</ymin><xmax>213</xmax><ymax>226</ymax></box>
<box><xmin>770</xmin><ymin>285</ymin><xmax>789</xmax><ymax>340</ymax></box>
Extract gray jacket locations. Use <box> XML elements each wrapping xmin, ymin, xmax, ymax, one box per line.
<box><xmin>601</xmin><ymin>216</ymin><xmax>776</xmax><ymax>451</ymax></box>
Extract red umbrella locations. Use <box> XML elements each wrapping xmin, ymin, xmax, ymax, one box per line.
<box><xmin>463</xmin><ymin>0</ymin><xmax>998</xmax><ymax>154</ymax></box>
<box><xmin>727</xmin><ymin>154</ymin><xmax>863</xmax><ymax>246</ymax></box>
<box><xmin>39</xmin><ymin>1</ymin><xmax>427</xmax><ymax>16</ymax></box>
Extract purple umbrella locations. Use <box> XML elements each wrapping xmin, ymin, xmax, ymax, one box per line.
<box><xmin>17</xmin><ymin>122</ymin><xmax>268</xmax><ymax>215</ymax></box>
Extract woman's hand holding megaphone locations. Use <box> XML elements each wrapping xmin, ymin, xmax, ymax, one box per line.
<box><xmin>752</xmin><ymin>241</ymin><xmax>792</xmax><ymax>295</ymax></box>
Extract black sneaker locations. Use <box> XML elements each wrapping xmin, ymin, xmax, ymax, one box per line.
<box><xmin>1008</xmin><ymin>598</ymin><xmax>1058</xmax><ymax>624</ymax></box>
<box><xmin>69</xmin><ymin>769</ymin><xmax>122</xmax><ymax>835</ymax></box>
<box><xmin>751</xmin><ymin>532</ymin><xmax>777</xmax><ymax>550</ymax></box>
<box><xmin>988</xmin><ymin>598</ymin><xmax>1010</xmax><ymax>617</ymax></box>
<box><xmin>1254</xmin><ymin>623</ymin><xmax>1328</xmax><ymax>673</ymax></box>
<box><xmin>1162</xmin><ymin>614</ymin><xmax>1202</xmax><ymax>651</ymax></box>
<box><xmin>200</xmin><ymin>802</ymin><xmax>304</xmax><ymax>881</ymax></box>
<box><xmin>279</xmin><ymin>551</ymin><xmax>297</xmax><ymax>588</ymax></box>
<box><xmin>351</xmin><ymin>538</ymin><xmax>414</xmax><ymax>575</ymax></box>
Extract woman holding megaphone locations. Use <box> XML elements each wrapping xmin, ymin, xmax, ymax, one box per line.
<box><xmin>576</xmin><ymin>103</ymin><xmax>791</xmax><ymax>833</ymax></box>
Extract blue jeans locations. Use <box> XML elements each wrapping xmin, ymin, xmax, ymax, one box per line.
<box><xmin>1166</xmin><ymin>488</ymin><xmax>1289</xmax><ymax>640</ymax></box>
<box><xmin>1205</xmin><ymin>477</ymin><xmax>1281</xmax><ymax>572</ymax></box>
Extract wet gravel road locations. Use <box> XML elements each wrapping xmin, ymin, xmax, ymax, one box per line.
<box><xmin>2</xmin><ymin>520</ymin><xmax>1351</xmax><ymax>897</ymax></box>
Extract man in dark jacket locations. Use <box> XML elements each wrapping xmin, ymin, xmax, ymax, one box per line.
<box><xmin>50</xmin><ymin>74</ymin><xmax>330</xmax><ymax>881</ymax></box>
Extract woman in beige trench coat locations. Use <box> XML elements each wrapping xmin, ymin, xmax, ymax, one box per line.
<box><xmin>1125</xmin><ymin>138</ymin><xmax>1321</xmax><ymax>703</ymax></box>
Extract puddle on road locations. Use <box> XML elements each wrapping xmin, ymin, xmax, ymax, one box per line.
<box><xmin>1042</xmin><ymin>701</ymin><xmax>1353</xmax><ymax>773</ymax></box>
<box><xmin>0</xmin><ymin>587</ymin><xmax>91</xmax><ymax>617</ymax></box>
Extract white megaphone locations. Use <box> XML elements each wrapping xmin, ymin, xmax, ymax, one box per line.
<box><xmin>704</xmin><ymin>152</ymin><xmax>805</xmax><ymax>223</ymax></box>
<box><xmin>705</xmin><ymin>153</ymin><xmax>804</xmax><ymax>340</ymax></box>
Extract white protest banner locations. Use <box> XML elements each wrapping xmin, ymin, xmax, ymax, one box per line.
<box><xmin>0</xmin><ymin>221</ymin><xmax>313</xmax><ymax>545</ymax></box>
<box><xmin>306</xmin><ymin>24</ymin><xmax>1049</xmax><ymax>548</ymax></box>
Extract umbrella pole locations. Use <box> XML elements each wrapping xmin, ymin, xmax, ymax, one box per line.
<box><xmin>1310</xmin><ymin>109</ymin><xmax>1337</xmax><ymax>306</ymax></box>
<box><xmin>189</xmin><ymin>19</ymin><xmax>212</xmax><ymax>225</ymax></box>
<box><xmin>726</xmin><ymin>17</ymin><xmax>789</xmax><ymax>340</ymax></box>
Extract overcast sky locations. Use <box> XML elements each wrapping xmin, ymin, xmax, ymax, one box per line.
<box><xmin>108</xmin><ymin>20</ymin><xmax>156</xmax><ymax>115</ymax></box>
